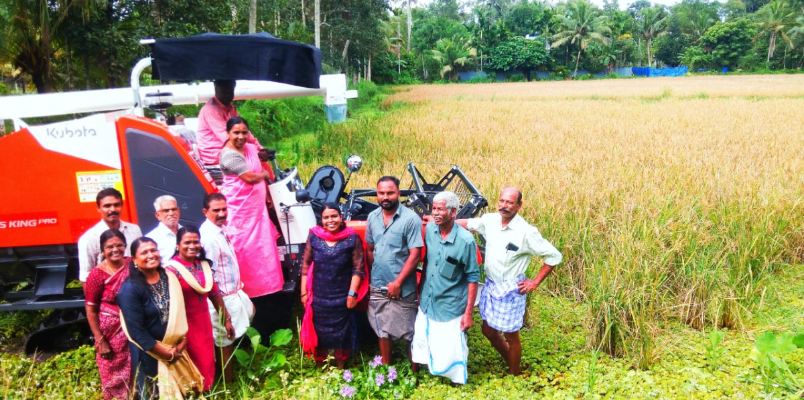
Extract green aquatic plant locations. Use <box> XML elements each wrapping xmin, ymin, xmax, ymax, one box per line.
<box><xmin>749</xmin><ymin>330</ymin><xmax>804</xmax><ymax>393</ymax></box>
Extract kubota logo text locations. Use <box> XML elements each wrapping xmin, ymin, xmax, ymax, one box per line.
<box><xmin>47</xmin><ymin>125</ymin><xmax>97</xmax><ymax>139</ymax></box>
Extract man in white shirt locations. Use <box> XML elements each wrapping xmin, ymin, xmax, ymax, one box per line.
<box><xmin>78</xmin><ymin>188</ymin><xmax>143</xmax><ymax>281</ymax></box>
<box><xmin>199</xmin><ymin>193</ymin><xmax>254</xmax><ymax>383</ymax></box>
<box><xmin>145</xmin><ymin>195</ymin><xmax>182</xmax><ymax>264</ymax></box>
<box><xmin>459</xmin><ymin>187</ymin><xmax>562</xmax><ymax>376</ymax></box>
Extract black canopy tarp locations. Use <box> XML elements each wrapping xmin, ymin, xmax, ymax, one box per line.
<box><xmin>150</xmin><ymin>32</ymin><xmax>322</xmax><ymax>89</ymax></box>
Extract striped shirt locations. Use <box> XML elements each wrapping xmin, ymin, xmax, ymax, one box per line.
<box><xmin>200</xmin><ymin>219</ymin><xmax>242</xmax><ymax>295</ymax></box>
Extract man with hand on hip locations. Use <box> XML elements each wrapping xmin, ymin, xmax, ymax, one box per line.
<box><xmin>459</xmin><ymin>187</ymin><xmax>562</xmax><ymax>376</ymax></box>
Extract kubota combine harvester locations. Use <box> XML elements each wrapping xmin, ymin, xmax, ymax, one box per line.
<box><xmin>0</xmin><ymin>33</ymin><xmax>487</xmax><ymax>354</ymax></box>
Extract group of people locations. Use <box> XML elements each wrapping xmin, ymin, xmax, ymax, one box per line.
<box><xmin>80</xmin><ymin>187</ymin><xmax>272</xmax><ymax>399</ymax></box>
<box><xmin>79</xmin><ymin>80</ymin><xmax>288</xmax><ymax>400</ymax></box>
<box><xmin>288</xmin><ymin>175</ymin><xmax>564</xmax><ymax>386</ymax></box>
<box><xmin>77</xmin><ymin>77</ymin><xmax>564</xmax><ymax>399</ymax></box>
<box><xmin>354</xmin><ymin>178</ymin><xmax>563</xmax><ymax>385</ymax></box>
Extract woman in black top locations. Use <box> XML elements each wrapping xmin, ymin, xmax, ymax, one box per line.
<box><xmin>118</xmin><ymin>237</ymin><xmax>188</xmax><ymax>399</ymax></box>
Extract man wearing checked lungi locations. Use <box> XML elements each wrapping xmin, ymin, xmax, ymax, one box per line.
<box><xmin>411</xmin><ymin>191</ymin><xmax>479</xmax><ymax>384</ymax></box>
<box><xmin>366</xmin><ymin>176</ymin><xmax>424</xmax><ymax>366</ymax></box>
<box><xmin>459</xmin><ymin>187</ymin><xmax>562</xmax><ymax>376</ymax></box>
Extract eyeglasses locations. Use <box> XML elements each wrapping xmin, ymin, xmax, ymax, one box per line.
<box><xmin>160</xmin><ymin>207</ymin><xmax>179</xmax><ymax>214</ymax></box>
<box><xmin>104</xmin><ymin>244</ymin><xmax>126</xmax><ymax>251</ymax></box>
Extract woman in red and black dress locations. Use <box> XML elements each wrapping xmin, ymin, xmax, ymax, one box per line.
<box><xmin>84</xmin><ymin>229</ymin><xmax>132</xmax><ymax>400</ymax></box>
<box><xmin>165</xmin><ymin>225</ymin><xmax>234</xmax><ymax>391</ymax></box>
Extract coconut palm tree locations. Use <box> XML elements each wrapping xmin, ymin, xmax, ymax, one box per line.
<box><xmin>551</xmin><ymin>0</ymin><xmax>611</xmax><ymax>77</ymax></box>
<box><xmin>754</xmin><ymin>0</ymin><xmax>795</xmax><ymax>65</ymax></box>
<box><xmin>636</xmin><ymin>6</ymin><xmax>669</xmax><ymax>67</ymax></box>
<box><xmin>789</xmin><ymin>8</ymin><xmax>804</xmax><ymax>68</ymax></box>
<box><xmin>430</xmin><ymin>35</ymin><xmax>477</xmax><ymax>81</ymax></box>
<box><xmin>686</xmin><ymin>12</ymin><xmax>716</xmax><ymax>44</ymax></box>
<box><xmin>406</xmin><ymin>0</ymin><xmax>417</xmax><ymax>53</ymax></box>
<box><xmin>1</xmin><ymin>0</ymin><xmax>85</xmax><ymax>93</ymax></box>
<box><xmin>380</xmin><ymin>17</ymin><xmax>404</xmax><ymax>75</ymax></box>
<box><xmin>249</xmin><ymin>0</ymin><xmax>257</xmax><ymax>33</ymax></box>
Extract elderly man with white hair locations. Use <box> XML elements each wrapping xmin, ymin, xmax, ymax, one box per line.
<box><xmin>145</xmin><ymin>195</ymin><xmax>182</xmax><ymax>264</ymax></box>
<box><xmin>411</xmin><ymin>191</ymin><xmax>479</xmax><ymax>384</ymax></box>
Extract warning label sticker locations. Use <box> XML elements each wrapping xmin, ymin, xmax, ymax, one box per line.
<box><xmin>76</xmin><ymin>170</ymin><xmax>125</xmax><ymax>203</ymax></box>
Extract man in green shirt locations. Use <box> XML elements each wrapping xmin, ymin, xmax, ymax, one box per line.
<box><xmin>411</xmin><ymin>191</ymin><xmax>479</xmax><ymax>384</ymax></box>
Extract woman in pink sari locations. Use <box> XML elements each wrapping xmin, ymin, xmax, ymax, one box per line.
<box><xmin>84</xmin><ymin>229</ymin><xmax>131</xmax><ymax>400</ymax></box>
<box><xmin>218</xmin><ymin>117</ymin><xmax>287</xmax><ymax>342</ymax></box>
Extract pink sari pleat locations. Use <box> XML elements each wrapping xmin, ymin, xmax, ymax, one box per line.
<box><xmin>220</xmin><ymin>143</ymin><xmax>283</xmax><ymax>297</ymax></box>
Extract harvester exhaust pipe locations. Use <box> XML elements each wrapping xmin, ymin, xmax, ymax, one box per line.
<box><xmin>130</xmin><ymin>56</ymin><xmax>153</xmax><ymax>117</ymax></box>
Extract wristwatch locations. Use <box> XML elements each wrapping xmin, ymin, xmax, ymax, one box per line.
<box><xmin>348</xmin><ymin>290</ymin><xmax>357</xmax><ymax>297</ymax></box>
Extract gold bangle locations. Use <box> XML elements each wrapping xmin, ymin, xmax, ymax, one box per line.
<box><xmin>167</xmin><ymin>351</ymin><xmax>175</xmax><ymax>362</ymax></box>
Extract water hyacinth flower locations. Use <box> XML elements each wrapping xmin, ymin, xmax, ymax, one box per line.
<box><xmin>376</xmin><ymin>373</ymin><xmax>385</xmax><ymax>387</ymax></box>
<box><xmin>388</xmin><ymin>366</ymin><xmax>397</xmax><ymax>382</ymax></box>
<box><xmin>341</xmin><ymin>385</ymin><xmax>356</xmax><ymax>398</ymax></box>
<box><xmin>343</xmin><ymin>369</ymin><xmax>353</xmax><ymax>383</ymax></box>
<box><xmin>369</xmin><ymin>355</ymin><xmax>383</xmax><ymax>368</ymax></box>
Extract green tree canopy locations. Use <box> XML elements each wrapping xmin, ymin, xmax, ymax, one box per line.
<box><xmin>695</xmin><ymin>18</ymin><xmax>759</xmax><ymax>68</ymax></box>
<box><xmin>506</xmin><ymin>1</ymin><xmax>547</xmax><ymax>36</ymax></box>
<box><xmin>487</xmin><ymin>36</ymin><xmax>549</xmax><ymax>80</ymax></box>
<box><xmin>671</xmin><ymin>0</ymin><xmax>719</xmax><ymax>43</ymax></box>
<box><xmin>655</xmin><ymin>17</ymin><xmax>689</xmax><ymax>66</ymax></box>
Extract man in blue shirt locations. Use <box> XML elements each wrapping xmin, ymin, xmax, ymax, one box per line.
<box><xmin>411</xmin><ymin>191</ymin><xmax>479</xmax><ymax>384</ymax></box>
<box><xmin>365</xmin><ymin>176</ymin><xmax>423</xmax><ymax>366</ymax></box>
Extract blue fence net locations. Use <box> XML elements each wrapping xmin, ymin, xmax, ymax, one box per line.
<box><xmin>632</xmin><ymin>66</ymin><xmax>688</xmax><ymax>77</ymax></box>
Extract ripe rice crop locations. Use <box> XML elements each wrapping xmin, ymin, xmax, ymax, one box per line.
<box><xmin>306</xmin><ymin>75</ymin><xmax>804</xmax><ymax>367</ymax></box>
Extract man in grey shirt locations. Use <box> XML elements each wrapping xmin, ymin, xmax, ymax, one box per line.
<box><xmin>365</xmin><ymin>176</ymin><xmax>423</xmax><ymax>367</ymax></box>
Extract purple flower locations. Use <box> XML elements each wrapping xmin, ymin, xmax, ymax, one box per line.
<box><xmin>369</xmin><ymin>355</ymin><xmax>383</xmax><ymax>368</ymax></box>
<box><xmin>343</xmin><ymin>370</ymin><xmax>353</xmax><ymax>383</ymax></box>
<box><xmin>376</xmin><ymin>373</ymin><xmax>385</xmax><ymax>387</ymax></box>
<box><xmin>388</xmin><ymin>366</ymin><xmax>397</xmax><ymax>382</ymax></box>
<box><xmin>341</xmin><ymin>385</ymin><xmax>356</xmax><ymax>398</ymax></box>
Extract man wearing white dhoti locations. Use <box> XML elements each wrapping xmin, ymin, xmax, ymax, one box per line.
<box><xmin>411</xmin><ymin>192</ymin><xmax>479</xmax><ymax>384</ymax></box>
<box><xmin>200</xmin><ymin>193</ymin><xmax>255</xmax><ymax>383</ymax></box>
